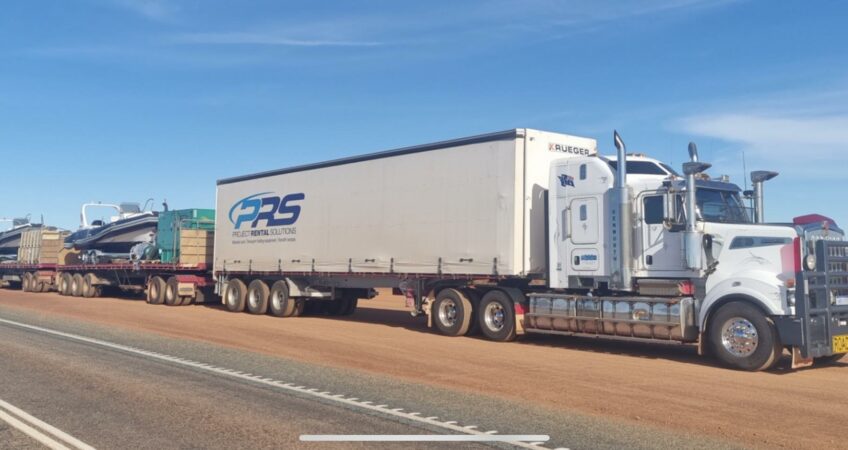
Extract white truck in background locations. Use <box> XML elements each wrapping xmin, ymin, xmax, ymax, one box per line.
<box><xmin>214</xmin><ymin>128</ymin><xmax>847</xmax><ymax>371</ymax></box>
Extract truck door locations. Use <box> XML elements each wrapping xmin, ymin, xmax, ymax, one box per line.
<box><xmin>640</xmin><ymin>193</ymin><xmax>686</xmax><ymax>273</ymax></box>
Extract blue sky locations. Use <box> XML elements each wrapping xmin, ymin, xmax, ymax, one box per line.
<box><xmin>1</xmin><ymin>0</ymin><xmax>846</xmax><ymax>230</ymax></box>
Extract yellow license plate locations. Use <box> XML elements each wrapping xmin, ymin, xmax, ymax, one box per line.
<box><xmin>834</xmin><ymin>335</ymin><xmax>848</xmax><ymax>353</ymax></box>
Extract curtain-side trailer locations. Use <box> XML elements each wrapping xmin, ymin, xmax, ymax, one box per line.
<box><xmin>213</xmin><ymin>129</ymin><xmax>596</xmax><ymax>333</ymax></box>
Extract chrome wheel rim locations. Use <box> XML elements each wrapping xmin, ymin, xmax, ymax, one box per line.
<box><xmin>438</xmin><ymin>298</ymin><xmax>457</xmax><ymax>327</ymax></box>
<box><xmin>484</xmin><ymin>302</ymin><xmax>505</xmax><ymax>331</ymax></box>
<box><xmin>721</xmin><ymin>317</ymin><xmax>759</xmax><ymax>357</ymax></box>
<box><xmin>271</xmin><ymin>291</ymin><xmax>283</xmax><ymax>310</ymax></box>
<box><xmin>248</xmin><ymin>290</ymin><xmax>259</xmax><ymax>309</ymax></box>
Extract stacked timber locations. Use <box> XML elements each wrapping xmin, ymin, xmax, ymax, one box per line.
<box><xmin>179</xmin><ymin>229</ymin><xmax>214</xmax><ymax>265</ymax></box>
<box><xmin>17</xmin><ymin>228</ymin><xmax>69</xmax><ymax>264</ymax></box>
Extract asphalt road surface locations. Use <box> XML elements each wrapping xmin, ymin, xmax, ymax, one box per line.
<box><xmin>0</xmin><ymin>288</ymin><xmax>844</xmax><ymax>449</ymax></box>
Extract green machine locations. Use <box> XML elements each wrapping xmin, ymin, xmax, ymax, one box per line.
<box><xmin>157</xmin><ymin>209</ymin><xmax>215</xmax><ymax>263</ymax></box>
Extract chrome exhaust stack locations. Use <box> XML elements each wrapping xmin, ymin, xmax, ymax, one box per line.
<box><xmin>682</xmin><ymin>143</ymin><xmax>711</xmax><ymax>271</ymax></box>
<box><xmin>613</xmin><ymin>131</ymin><xmax>632</xmax><ymax>291</ymax></box>
<box><xmin>750</xmin><ymin>170</ymin><xmax>778</xmax><ymax>223</ymax></box>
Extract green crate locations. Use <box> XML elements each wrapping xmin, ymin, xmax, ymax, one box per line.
<box><xmin>157</xmin><ymin>209</ymin><xmax>215</xmax><ymax>263</ymax></box>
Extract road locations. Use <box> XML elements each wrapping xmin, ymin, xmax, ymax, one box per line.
<box><xmin>0</xmin><ymin>288</ymin><xmax>844</xmax><ymax>449</ymax></box>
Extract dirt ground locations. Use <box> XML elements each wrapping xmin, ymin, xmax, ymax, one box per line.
<box><xmin>1</xmin><ymin>288</ymin><xmax>845</xmax><ymax>449</ymax></box>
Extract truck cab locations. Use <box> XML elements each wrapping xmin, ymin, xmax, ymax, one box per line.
<box><xmin>534</xmin><ymin>139</ymin><xmax>847</xmax><ymax>370</ymax></box>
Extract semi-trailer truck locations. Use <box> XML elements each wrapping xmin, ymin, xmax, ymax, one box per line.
<box><xmin>213</xmin><ymin>128</ymin><xmax>846</xmax><ymax>371</ymax></box>
<box><xmin>2</xmin><ymin>128</ymin><xmax>846</xmax><ymax>371</ymax></box>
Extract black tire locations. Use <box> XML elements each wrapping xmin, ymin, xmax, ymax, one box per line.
<box><xmin>268</xmin><ymin>281</ymin><xmax>293</xmax><ymax>317</ymax></box>
<box><xmin>708</xmin><ymin>301</ymin><xmax>782</xmax><ymax>371</ymax></box>
<box><xmin>59</xmin><ymin>273</ymin><xmax>73</xmax><ymax>296</ymax></box>
<box><xmin>224</xmin><ymin>278</ymin><xmax>247</xmax><ymax>312</ymax></box>
<box><xmin>71</xmin><ymin>274</ymin><xmax>85</xmax><ymax>297</ymax></box>
<box><xmin>246</xmin><ymin>280</ymin><xmax>270</xmax><ymax>315</ymax></box>
<box><xmin>82</xmin><ymin>273</ymin><xmax>98</xmax><ymax>298</ymax></box>
<box><xmin>815</xmin><ymin>353</ymin><xmax>846</xmax><ymax>366</ymax></box>
<box><xmin>164</xmin><ymin>277</ymin><xmax>181</xmax><ymax>306</ymax></box>
<box><xmin>461</xmin><ymin>288</ymin><xmax>482</xmax><ymax>336</ymax></box>
<box><xmin>432</xmin><ymin>288</ymin><xmax>473</xmax><ymax>337</ymax></box>
<box><xmin>147</xmin><ymin>276</ymin><xmax>166</xmax><ymax>305</ymax></box>
<box><xmin>24</xmin><ymin>273</ymin><xmax>34</xmax><ymax>292</ymax></box>
<box><xmin>477</xmin><ymin>290</ymin><xmax>517</xmax><ymax>342</ymax></box>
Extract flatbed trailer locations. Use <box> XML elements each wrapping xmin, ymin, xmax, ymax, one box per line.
<box><xmin>0</xmin><ymin>263</ymin><xmax>58</xmax><ymax>292</ymax></box>
<box><xmin>51</xmin><ymin>262</ymin><xmax>213</xmax><ymax>305</ymax></box>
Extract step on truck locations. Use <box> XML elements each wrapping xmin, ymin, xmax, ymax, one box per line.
<box><xmin>214</xmin><ymin>128</ymin><xmax>847</xmax><ymax>371</ymax></box>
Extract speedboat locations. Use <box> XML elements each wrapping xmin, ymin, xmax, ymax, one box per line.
<box><xmin>0</xmin><ymin>217</ymin><xmax>40</xmax><ymax>262</ymax></box>
<box><xmin>64</xmin><ymin>201</ymin><xmax>159</xmax><ymax>263</ymax></box>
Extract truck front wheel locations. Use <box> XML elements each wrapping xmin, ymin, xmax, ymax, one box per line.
<box><xmin>708</xmin><ymin>301</ymin><xmax>782</xmax><ymax>371</ymax></box>
<box><xmin>478</xmin><ymin>290</ymin><xmax>516</xmax><ymax>342</ymax></box>
<box><xmin>432</xmin><ymin>288</ymin><xmax>472</xmax><ymax>337</ymax></box>
<box><xmin>224</xmin><ymin>279</ymin><xmax>247</xmax><ymax>312</ymax></box>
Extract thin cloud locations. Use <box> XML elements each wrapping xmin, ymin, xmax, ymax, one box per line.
<box><xmin>104</xmin><ymin>0</ymin><xmax>177</xmax><ymax>21</ymax></box>
<box><xmin>677</xmin><ymin>88</ymin><xmax>848</xmax><ymax>178</ymax></box>
<box><xmin>172</xmin><ymin>32</ymin><xmax>382</xmax><ymax>47</ymax></box>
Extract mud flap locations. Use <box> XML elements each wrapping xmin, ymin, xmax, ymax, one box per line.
<box><xmin>792</xmin><ymin>347</ymin><xmax>814</xmax><ymax>369</ymax></box>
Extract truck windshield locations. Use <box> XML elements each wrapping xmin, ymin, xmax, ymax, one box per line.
<box><xmin>696</xmin><ymin>189</ymin><xmax>752</xmax><ymax>224</ymax></box>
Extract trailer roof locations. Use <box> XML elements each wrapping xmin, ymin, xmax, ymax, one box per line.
<box><xmin>217</xmin><ymin>129</ymin><xmax>522</xmax><ymax>185</ymax></box>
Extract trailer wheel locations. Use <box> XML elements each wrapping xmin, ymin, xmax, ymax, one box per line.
<box><xmin>180</xmin><ymin>294</ymin><xmax>194</xmax><ymax>306</ymax></box>
<box><xmin>460</xmin><ymin>288</ymin><xmax>482</xmax><ymax>336</ymax></box>
<box><xmin>224</xmin><ymin>279</ymin><xmax>247</xmax><ymax>312</ymax></box>
<box><xmin>59</xmin><ymin>273</ymin><xmax>72</xmax><ymax>296</ymax></box>
<box><xmin>147</xmin><ymin>276</ymin><xmax>166</xmax><ymax>304</ymax></box>
<box><xmin>708</xmin><ymin>301</ymin><xmax>782</xmax><ymax>371</ymax></box>
<box><xmin>71</xmin><ymin>274</ymin><xmax>85</xmax><ymax>297</ymax></box>
<box><xmin>22</xmin><ymin>273</ymin><xmax>33</xmax><ymax>292</ymax></box>
<box><xmin>246</xmin><ymin>280</ymin><xmax>270</xmax><ymax>315</ymax></box>
<box><xmin>83</xmin><ymin>273</ymin><xmax>100</xmax><ymax>298</ymax></box>
<box><xmin>433</xmin><ymin>288</ymin><xmax>473</xmax><ymax>337</ymax></box>
<box><xmin>477</xmin><ymin>290</ymin><xmax>517</xmax><ymax>342</ymax></box>
<box><xmin>268</xmin><ymin>281</ymin><xmax>291</xmax><ymax>317</ymax></box>
<box><xmin>164</xmin><ymin>277</ymin><xmax>181</xmax><ymax>306</ymax></box>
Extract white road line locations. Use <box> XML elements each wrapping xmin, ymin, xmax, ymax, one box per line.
<box><xmin>0</xmin><ymin>317</ymin><xmax>561</xmax><ymax>450</ymax></box>
<box><xmin>300</xmin><ymin>434</ymin><xmax>551</xmax><ymax>442</ymax></box>
<box><xmin>0</xmin><ymin>398</ymin><xmax>96</xmax><ymax>450</ymax></box>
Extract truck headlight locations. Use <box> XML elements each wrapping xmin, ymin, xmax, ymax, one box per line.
<box><xmin>804</xmin><ymin>254</ymin><xmax>816</xmax><ymax>271</ymax></box>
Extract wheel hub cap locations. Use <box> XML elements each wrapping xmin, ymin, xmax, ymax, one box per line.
<box><xmin>438</xmin><ymin>299</ymin><xmax>457</xmax><ymax>326</ymax></box>
<box><xmin>484</xmin><ymin>303</ymin><xmax>505</xmax><ymax>331</ymax></box>
<box><xmin>721</xmin><ymin>317</ymin><xmax>759</xmax><ymax>357</ymax></box>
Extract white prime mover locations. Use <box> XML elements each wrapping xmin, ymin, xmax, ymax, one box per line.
<box><xmin>215</xmin><ymin>128</ymin><xmax>848</xmax><ymax>371</ymax></box>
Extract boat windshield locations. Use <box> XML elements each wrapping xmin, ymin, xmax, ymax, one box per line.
<box><xmin>696</xmin><ymin>189</ymin><xmax>752</xmax><ymax>224</ymax></box>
